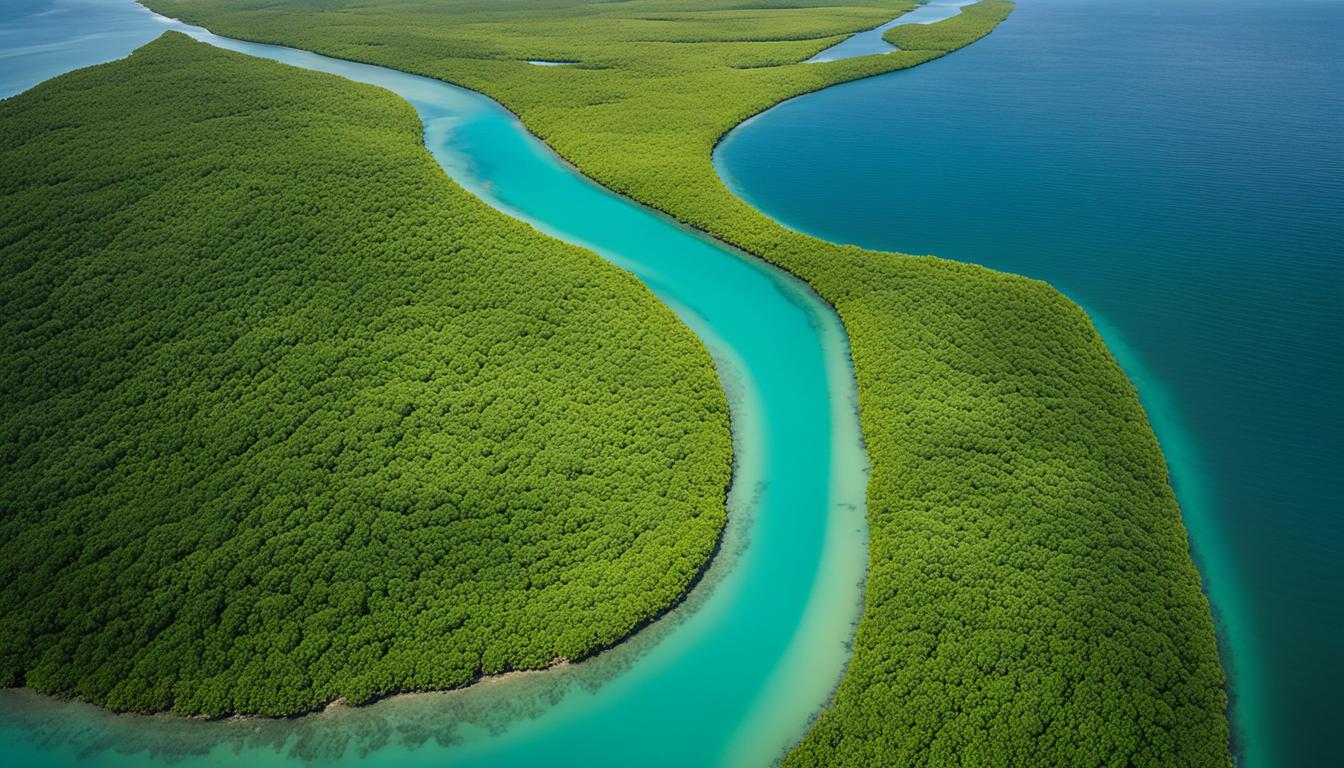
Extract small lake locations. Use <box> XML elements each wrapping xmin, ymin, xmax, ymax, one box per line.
<box><xmin>0</xmin><ymin>1</ymin><xmax>870</xmax><ymax>766</ymax></box>
<box><xmin>716</xmin><ymin>0</ymin><xmax>1344</xmax><ymax>766</ymax></box>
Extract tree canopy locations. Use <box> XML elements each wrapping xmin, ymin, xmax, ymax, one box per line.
<box><xmin>10</xmin><ymin>0</ymin><xmax>1233</xmax><ymax>763</ymax></box>
<box><xmin>0</xmin><ymin>34</ymin><xmax>730</xmax><ymax>718</ymax></box>
<box><xmin>884</xmin><ymin>1</ymin><xmax>1015</xmax><ymax>52</ymax></box>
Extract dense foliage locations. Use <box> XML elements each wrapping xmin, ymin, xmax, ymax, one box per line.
<box><xmin>0</xmin><ymin>35</ymin><xmax>731</xmax><ymax>717</ymax></box>
<box><xmin>884</xmin><ymin>0</ymin><xmax>1014</xmax><ymax>51</ymax></box>
<box><xmin>788</xmin><ymin>262</ymin><xmax>1232</xmax><ymax>767</ymax></box>
<box><xmin>27</xmin><ymin>0</ymin><xmax>1234</xmax><ymax>762</ymax></box>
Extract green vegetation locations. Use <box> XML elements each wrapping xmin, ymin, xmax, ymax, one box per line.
<box><xmin>141</xmin><ymin>2</ymin><xmax>1231</xmax><ymax>762</ymax></box>
<box><xmin>884</xmin><ymin>0</ymin><xmax>1015</xmax><ymax>51</ymax></box>
<box><xmin>12</xmin><ymin>0</ymin><xmax>1233</xmax><ymax>762</ymax></box>
<box><xmin>0</xmin><ymin>34</ymin><xmax>731</xmax><ymax>717</ymax></box>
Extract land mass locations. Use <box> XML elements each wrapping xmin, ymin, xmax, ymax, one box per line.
<box><xmin>5</xmin><ymin>0</ymin><xmax>1231</xmax><ymax>764</ymax></box>
<box><xmin>0</xmin><ymin>34</ymin><xmax>730</xmax><ymax>718</ymax></box>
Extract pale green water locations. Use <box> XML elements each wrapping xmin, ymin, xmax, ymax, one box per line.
<box><xmin>0</xmin><ymin>1</ymin><xmax>870</xmax><ymax>766</ymax></box>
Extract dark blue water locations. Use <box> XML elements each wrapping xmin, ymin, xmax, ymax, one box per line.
<box><xmin>715</xmin><ymin>1</ymin><xmax>1343</xmax><ymax>766</ymax></box>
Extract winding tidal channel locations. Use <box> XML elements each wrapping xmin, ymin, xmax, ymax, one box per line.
<box><xmin>0</xmin><ymin>0</ymin><xmax>876</xmax><ymax>766</ymax></box>
<box><xmin>15</xmin><ymin>0</ymin><xmax>1327</xmax><ymax>766</ymax></box>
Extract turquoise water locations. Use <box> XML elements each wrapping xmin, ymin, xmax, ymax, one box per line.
<box><xmin>716</xmin><ymin>0</ymin><xmax>1344</xmax><ymax>766</ymax></box>
<box><xmin>0</xmin><ymin>1</ymin><xmax>870</xmax><ymax>766</ymax></box>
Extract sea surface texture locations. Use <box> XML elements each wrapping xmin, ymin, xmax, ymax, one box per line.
<box><xmin>716</xmin><ymin>1</ymin><xmax>1343</xmax><ymax>766</ymax></box>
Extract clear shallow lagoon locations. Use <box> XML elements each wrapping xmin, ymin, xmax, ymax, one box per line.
<box><xmin>717</xmin><ymin>0</ymin><xmax>1343</xmax><ymax>766</ymax></box>
<box><xmin>0</xmin><ymin>1</ymin><xmax>870</xmax><ymax>766</ymax></box>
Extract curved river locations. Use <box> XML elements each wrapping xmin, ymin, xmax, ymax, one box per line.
<box><xmin>0</xmin><ymin>1</ymin><xmax>872</xmax><ymax>766</ymax></box>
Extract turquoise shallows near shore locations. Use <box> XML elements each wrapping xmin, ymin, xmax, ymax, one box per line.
<box><xmin>0</xmin><ymin>1</ymin><xmax>869</xmax><ymax>766</ymax></box>
<box><xmin>715</xmin><ymin>0</ymin><xmax>1344</xmax><ymax>766</ymax></box>
<box><xmin>806</xmin><ymin>0</ymin><xmax>976</xmax><ymax>62</ymax></box>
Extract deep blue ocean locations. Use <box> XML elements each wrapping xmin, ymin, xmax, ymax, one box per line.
<box><xmin>715</xmin><ymin>1</ymin><xmax>1342</xmax><ymax>766</ymax></box>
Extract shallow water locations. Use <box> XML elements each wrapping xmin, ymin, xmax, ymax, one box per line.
<box><xmin>716</xmin><ymin>0</ymin><xmax>1343</xmax><ymax>766</ymax></box>
<box><xmin>806</xmin><ymin>0</ymin><xmax>977</xmax><ymax>63</ymax></box>
<box><xmin>0</xmin><ymin>1</ymin><xmax>870</xmax><ymax>766</ymax></box>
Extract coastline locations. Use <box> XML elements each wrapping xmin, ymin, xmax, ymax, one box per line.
<box><xmin>0</xmin><ymin>5</ymin><xmax>873</xmax><ymax>763</ymax></box>
<box><xmin>3</xmin><ymin>0</ymin><xmax>1240</xmax><ymax>764</ymax></box>
<box><xmin>1085</xmin><ymin>309</ymin><xmax>1256</xmax><ymax>764</ymax></box>
<box><xmin>709</xmin><ymin>4</ymin><xmax>1264</xmax><ymax>761</ymax></box>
